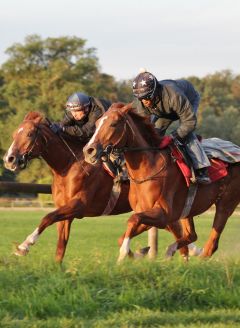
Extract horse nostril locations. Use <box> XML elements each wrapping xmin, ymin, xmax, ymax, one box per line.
<box><xmin>87</xmin><ymin>147</ymin><xmax>97</xmax><ymax>156</ymax></box>
<box><xmin>8</xmin><ymin>155</ymin><xmax>16</xmax><ymax>163</ymax></box>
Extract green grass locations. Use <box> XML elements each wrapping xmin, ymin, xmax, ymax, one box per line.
<box><xmin>0</xmin><ymin>210</ymin><xmax>240</xmax><ymax>327</ymax></box>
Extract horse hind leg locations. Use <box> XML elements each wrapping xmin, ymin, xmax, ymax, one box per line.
<box><xmin>202</xmin><ymin>198</ymin><xmax>240</xmax><ymax>258</ymax></box>
<box><xmin>55</xmin><ymin>219</ymin><xmax>74</xmax><ymax>263</ymax></box>
<box><xmin>14</xmin><ymin>200</ymin><xmax>84</xmax><ymax>257</ymax></box>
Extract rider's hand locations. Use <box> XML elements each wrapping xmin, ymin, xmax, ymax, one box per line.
<box><xmin>159</xmin><ymin>135</ymin><xmax>173</xmax><ymax>148</ymax></box>
<box><xmin>50</xmin><ymin>123</ymin><xmax>62</xmax><ymax>134</ymax></box>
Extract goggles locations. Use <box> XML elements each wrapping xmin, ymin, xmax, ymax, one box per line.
<box><xmin>66</xmin><ymin>102</ymin><xmax>88</xmax><ymax>112</ymax></box>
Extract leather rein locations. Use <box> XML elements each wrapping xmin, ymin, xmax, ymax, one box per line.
<box><xmin>102</xmin><ymin>110</ymin><xmax>166</xmax><ymax>184</ymax></box>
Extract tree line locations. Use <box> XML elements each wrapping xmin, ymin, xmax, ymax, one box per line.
<box><xmin>0</xmin><ymin>35</ymin><xmax>240</xmax><ymax>184</ymax></box>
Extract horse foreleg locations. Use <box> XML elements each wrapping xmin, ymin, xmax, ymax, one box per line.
<box><xmin>165</xmin><ymin>217</ymin><xmax>199</xmax><ymax>259</ymax></box>
<box><xmin>15</xmin><ymin>199</ymin><xmax>84</xmax><ymax>257</ymax></box>
<box><xmin>118</xmin><ymin>208</ymin><xmax>168</xmax><ymax>263</ymax></box>
<box><xmin>166</xmin><ymin>220</ymin><xmax>189</xmax><ymax>260</ymax></box>
<box><xmin>179</xmin><ymin>217</ymin><xmax>202</xmax><ymax>257</ymax></box>
<box><xmin>55</xmin><ymin>219</ymin><xmax>74</xmax><ymax>263</ymax></box>
<box><xmin>118</xmin><ymin>224</ymin><xmax>151</xmax><ymax>261</ymax></box>
<box><xmin>15</xmin><ymin>227</ymin><xmax>40</xmax><ymax>256</ymax></box>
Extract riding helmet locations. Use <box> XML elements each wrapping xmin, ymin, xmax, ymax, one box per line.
<box><xmin>66</xmin><ymin>92</ymin><xmax>91</xmax><ymax>112</ymax></box>
<box><xmin>132</xmin><ymin>71</ymin><xmax>158</xmax><ymax>100</ymax></box>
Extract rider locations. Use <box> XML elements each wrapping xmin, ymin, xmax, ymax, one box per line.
<box><xmin>51</xmin><ymin>92</ymin><xmax>126</xmax><ymax>178</ymax></box>
<box><xmin>132</xmin><ymin>70</ymin><xmax>211</xmax><ymax>184</ymax></box>
<box><xmin>51</xmin><ymin>92</ymin><xmax>111</xmax><ymax>142</ymax></box>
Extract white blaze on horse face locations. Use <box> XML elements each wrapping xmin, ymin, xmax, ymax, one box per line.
<box><xmin>88</xmin><ymin>116</ymin><xmax>109</xmax><ymax>146</ymax></box>
<box><xmin>5</xmin><ymin>141</ymin><xmax>16</xmax><ymax>161</ymax></box>
<box><xmin>17</xmin><ymin>127</ymin><xmax>24</xmax><ymax>134</ymax></box>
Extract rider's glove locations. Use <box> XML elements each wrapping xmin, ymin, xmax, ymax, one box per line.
<box><xmin>159</xmin><ymin>135</ymin><xmax>173</xmax><ymax>148</ymax></box>
<box><xmin>170</xmin><ymin>130</ymin><xmax>185</xmax><ymax>145</ymax></box>
<box><xmin>50</xmin><ymin>123</ymin><xmax>62</xmax><ymax>134</ymax></box>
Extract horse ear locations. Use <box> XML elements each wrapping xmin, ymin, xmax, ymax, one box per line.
<box><xmin>121</xmin><ymin>103</ymin><xmax>133</xmax><ymax>115</ymax></box>
<box><xmin>24</xmin><ymin>111</ymin><xmax>43</xmax><ymax>123</ymax></box>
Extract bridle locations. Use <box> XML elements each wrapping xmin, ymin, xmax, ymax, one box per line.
<box><xmin>18</xmin><ymin>125</ymin><xmax>42</xmax><ymax>169</ymax></box>
<box><xmin>101</xmin><ymin>110</ymin><xmax>162</xmax><ymax>156</ymax></box>
<box><xmin>99</xmin><ymin>110</ymin><xmax>166</xmax><ymax>183</ymax></box>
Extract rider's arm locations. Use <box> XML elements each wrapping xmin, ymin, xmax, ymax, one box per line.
<box><xmin>170</xmin><ymin>92</ymin><xmax>197</xmax><ymax>140</ymax></box>
<box><xmin>63</xmin><ymin>106</ymin><xmax>102</xmax><ymax>139</ymax></box>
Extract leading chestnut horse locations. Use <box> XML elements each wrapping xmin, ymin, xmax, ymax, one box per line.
<box><xmin>3</xmin><ymin>111</ymin><xmax>191</xmax><ymax>262</ymax></box>
<box><xmin>83</xmin><ymin>103</ymin><xmax>240</xmax><ymax>262</ymax></box>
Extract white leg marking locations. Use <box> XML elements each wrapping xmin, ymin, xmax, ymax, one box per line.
<box><xmin>188</xmin><ymin>243</ymin><xmax>203</xmax><ymax>256</ymax></box>
<box><xmin>18</xmin><ymin>228</ymin><xmax>40</xmax><ymax>251</ymax></box>
<box><xmin>117</xmin><ymin>237</ymin><xmax>130</xmax><ymax>263</ymax></box>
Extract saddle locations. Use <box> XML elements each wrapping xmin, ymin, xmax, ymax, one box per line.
<box><xmin>168</xmin><ymin>139</ymin><xmax>228</xmax><ymax>187</ymax></box>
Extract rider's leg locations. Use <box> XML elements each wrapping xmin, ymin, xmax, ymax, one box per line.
<box><xmin>185</xmin><ymin>133</ymin><xmax>211</xmax><ymax>184</ymax></box>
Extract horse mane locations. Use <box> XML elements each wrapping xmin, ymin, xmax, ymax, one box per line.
<box><xmin>110</xmin><ymin>103</ymin><xmax>162</xmax><ymax>147</ymax></box>
<box><xmin>24</xmin><ymin>111</ymin><xmax>45</xmax><ymax>123</ymax></box>
<box><xmin>23</xmin><ymin>111</ymin><xmax>86</xmax><ymax>150</ymax></box>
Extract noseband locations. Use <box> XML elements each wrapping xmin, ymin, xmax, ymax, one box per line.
<box><xmin>18</xmin><ymin>125</ymin><xmax>41</xmax><ymax>169</ymax></box>
<box><xmin>101</xmin><ymin>110</ymin><xmax>136</xmax><ymax>159</ymax></box>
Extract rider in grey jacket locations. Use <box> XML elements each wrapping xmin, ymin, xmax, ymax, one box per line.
<box><xmin>132</xmin><ymin>70</ymin><xmax>211</xmax><ymax>184</ymax></box>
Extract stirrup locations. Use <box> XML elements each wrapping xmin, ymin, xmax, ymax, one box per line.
<box><xmin>196</xmin><ymin>175</ymin><xmax>211</xmax><ymax>184</ymax></box>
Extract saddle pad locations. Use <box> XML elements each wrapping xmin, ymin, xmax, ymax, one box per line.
<box><xmin>170</xmin><ymin>145</ymin><xmax>228</xmax><ymax>186</ymax></box>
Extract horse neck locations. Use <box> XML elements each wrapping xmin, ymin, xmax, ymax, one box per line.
<box><xmin>40</xmin><ymin>126</ymin><xmax>81</xmax><ymax>175</ymax></box>
<box><xmin>124</xmin><ymin>115</ymin><xmax>164</xmax><ymax>177</ymax></box>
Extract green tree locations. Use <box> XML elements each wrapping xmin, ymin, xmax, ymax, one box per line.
<box><xmin>0</xmin><ymin>35</ymin><xmax>121</xmax><ymax>183</ymax></box>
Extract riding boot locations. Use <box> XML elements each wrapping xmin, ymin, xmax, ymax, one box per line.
<box><xmin>195</xmin><ymin>168</ymin><xmax>211</xmax><ymax>184</ymax></box>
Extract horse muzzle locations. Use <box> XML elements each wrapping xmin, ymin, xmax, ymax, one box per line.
<box><xmin>3</xmin><ymin>153</ymin><xmax>28</xmax><ymax>171</ymax></box>
<box><xmin>83</xmin><ymin>143</ymin><xmax>104</xmax><ymax>165</ymax></box>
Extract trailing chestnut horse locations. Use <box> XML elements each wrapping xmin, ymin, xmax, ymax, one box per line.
<box><xmin>83</xmin><ymin>103</ymin><xmax>240</xmax><ymax>262</ymax></box>
<box><xmin>3</xmin><ymin>111</ymin><xmax>190</xmax><ymax>262</ymax></box>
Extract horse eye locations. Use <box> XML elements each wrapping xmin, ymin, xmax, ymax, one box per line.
<box><xmin>27</xmin><ymin>132</ymin><xmax>33</xmax><ymax>137</ymax></box>
<box><xmin>110</xmin><ymin>122</ymin><xmax>118</xmax><ymax>128</ymax></box>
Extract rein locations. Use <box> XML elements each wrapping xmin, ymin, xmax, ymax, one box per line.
<box><xmin>19</xmin><ymin>125</ymin><xmax>41</xmax><ymax>168</ymax></box>
<box><xmin>58</xmin><ymin>133</ymin><xmax>90</xmax><ymax>176</ymax></box>
<box><xmin>127</xmin><ymin>152</ymin><xmax>167</xmax><ymax>184</ymax></box>
<box><xmin>113</xmin><ymin>146</ymin><xmax>162</xmax><ymax>154</ymax></box>
<box><xmin>105</xmin><ymin>110</ymin><xmax>166</xmax><ymax>183</ymax></box>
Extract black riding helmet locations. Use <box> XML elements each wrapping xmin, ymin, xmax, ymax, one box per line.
<box><xmin>66</xmin><ymin>92</ymin><xmax>91</xmax><ymax>112</ymax></box>
<box><xmin>132</xmin><ymin>71</ymin><xmax>158</xmax><ymax>100</ymax></box>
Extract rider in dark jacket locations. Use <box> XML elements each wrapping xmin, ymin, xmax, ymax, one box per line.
<box><xmin>59</xmin><ymin>92</ymin><xmax>111</xmax><ymax>142</ymax></box>
<box><xmin>50</xmin><ymin>92</ymin><xmax>126</xmax><ymax>178</ymax></box>
<box><xmin>132</xmin><ymin>70</ymin><xmax>211</xmax><ymax>184</ymax></box>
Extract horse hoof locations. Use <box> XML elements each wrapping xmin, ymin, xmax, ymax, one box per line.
<box><xmin>188</xmin><ymin>244</ymin><xmax>203</xmax><ymax>256</ymax></box>
<box><xmin>182</xmin><ymin>255</ymin><xmax>189</xmax><ymax>262</ymax></box>
<box><xmin>134</xmin><ymin>246</ymin><xmax>150</xmax><ymax>259</ymax></box>
<box><xmin>14</xmin><ymin>244</ymin><xmax>29</xmax><ymax>256</ymax></box>
<box><xmin>165</xmin><ymin>243</ymin><xmax>177</xmax><ymax>259</ymax></box>
<box><xmin>117</xmin><ymin>258</ymin><xmax>124</xmax><ymax>265</ymax></box>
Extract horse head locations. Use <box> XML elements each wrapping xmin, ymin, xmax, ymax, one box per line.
<box><xmin>83</xmin><ymin>102</ymin><xmax>133</xmax><ymax>165</ymax></box>
<box><xmin>3</xmin><ymin>111</ymin><xmax>52</xmax><ymax>172</ymax></box>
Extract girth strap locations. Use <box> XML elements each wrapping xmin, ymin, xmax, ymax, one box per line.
<box><xmin>101</xmin><ymin>180</ymin><xmax>121</xmax><ymax>215</ymax></box>
<box><xmin>180</xmin><ymin>183</ymin><xmax>198</xmax><ymax>219</ymax></box>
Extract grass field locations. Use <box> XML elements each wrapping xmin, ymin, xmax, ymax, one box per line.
<box><xmin>0</xmin><ymin>210</ymin><xmax>240</xmax><ymax>327</ymax></box>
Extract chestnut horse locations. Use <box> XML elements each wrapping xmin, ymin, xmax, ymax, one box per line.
<box><xmin>3</xmin><ymin>111</ymin><xmax>191</xmax><ymax>262</ymax></box>
<box><xmin>83</xmin><ymin>103</ymin><xmax>240</xmax><ymax>262</ymax></box>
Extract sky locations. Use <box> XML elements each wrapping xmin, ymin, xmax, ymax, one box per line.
<box><xmin>0</xmin><ymin>0</ymin><xmax>240</xmax><ymax>81</ymax></box>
